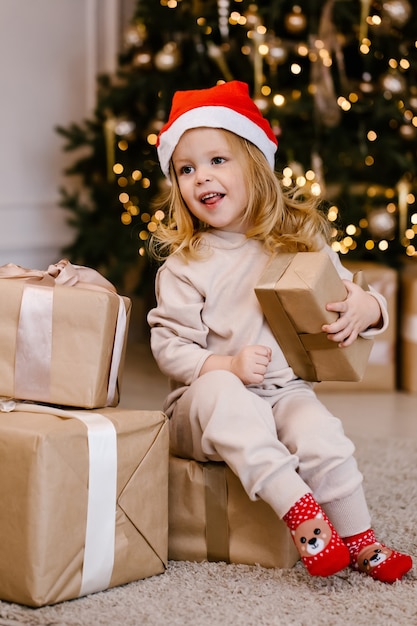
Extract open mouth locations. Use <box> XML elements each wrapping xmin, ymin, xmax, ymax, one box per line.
<box><xmin>200</xmin><ymin>192</ymin><xmax>225</xmax><ymax>205</ymax></box>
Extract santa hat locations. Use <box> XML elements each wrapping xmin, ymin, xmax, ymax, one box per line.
<box><xmin>156</xmin><ymin>81</ymin><xmax>278</xmax><ymax>178</ymax></box>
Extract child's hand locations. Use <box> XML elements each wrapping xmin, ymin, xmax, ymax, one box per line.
<box><xmin>231</xmin><ymin>345</ymin><xmax>272</xmax><ymax>385</ymax></box>
<box><xmin>322</xmin><ymin>280</ymin><xmax>382</xmax><ymax>347</ymax></box>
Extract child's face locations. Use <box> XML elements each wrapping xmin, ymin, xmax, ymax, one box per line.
<box><xmin>172</xmin><ymin>128</ymin><xmax>250</xmax><ymax>233</ymax></box>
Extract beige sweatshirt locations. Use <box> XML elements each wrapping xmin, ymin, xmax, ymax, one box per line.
<box><xmin>148</xmin><ymin>230</ymin><xmax>388</xmax><ymax>406</ymax></box>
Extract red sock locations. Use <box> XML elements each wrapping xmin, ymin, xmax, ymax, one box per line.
<box><xmin>343</xmin><ymin>529</ymin><xmax>412</xmax><ymax>583</ymax></box>
<box><xmin>283</xmin><ymin>493</ymin><xmax>350</xmax><ymax>577</ymax></box>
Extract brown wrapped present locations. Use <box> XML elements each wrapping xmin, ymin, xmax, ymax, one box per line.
<box><xmin>317</xmin><ymin>262</ymin><xmax>397</xmax><ymax>391</ymax></box>
<box><xmin>255</xmin><ymin>252</ymin><xmax>373</xmax><ymax>382</ymax></box>
<box><xmin>399</xmin><ymin>264</ymin><xmax>417</xmax><ymax>393</ymax></box>
<box><xmin>0</xmin><ymin>260</ymin><xmax>131</xmax><ymax>408</ymax></box>
<box><xmin>168</xmin><ymin>456</ymin><xmax>299</xmax><ymax>569</ymax></box>
<box><xmin>0</xmin><ymin>403</ymin><xmax>169</xmax><ymax>607</ymax></box>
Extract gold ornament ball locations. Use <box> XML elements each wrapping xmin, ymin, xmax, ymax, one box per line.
<box><xmin>154</xmin><ymin>42</ymin><xmax>181</xmax><ymax>71</ymax></box>
<box><xmin>382</xmin><ymin>0</ymin><xmax>412</xmax><ymax>28</ymax></box>
<box><xmin>284</xmin><ymin>6</ymin><xmax>307</xmax><ymax>34</ymax></box>
<box><xmin>367</xmin><ymin>208</ymin><xmax>396</xmax><ymax>240</ymax></box>
<box><xmin>133</xmin><ymin>48</ymin><xmax>153</xmax><ymax>70</ymax></box>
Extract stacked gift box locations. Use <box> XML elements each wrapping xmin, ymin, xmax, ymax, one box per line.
<box><xmin>168</xmin><ymin>456</ymin><xmax>298</xmax><ymax>568</ymax></box>
<box><xmin>0</xmin><ymin>260</ymin><xmax>169</xmax><ymax>607</ymax></box>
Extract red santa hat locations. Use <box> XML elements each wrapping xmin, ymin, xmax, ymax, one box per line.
<box><xmin>156</xmin><ymin>81</ymin><xmax>278</xmax><ymax>178</ymax></box>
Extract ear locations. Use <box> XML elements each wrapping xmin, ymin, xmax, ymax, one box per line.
<box><xmin>315</xmin><ymin>512</ymin><xmax>323</xmax><ymax>520</ymax></box>
<box><xmin>292</xmin><ymin>530</ymin><xmax>296</xmax><ymax>536</ymax></box>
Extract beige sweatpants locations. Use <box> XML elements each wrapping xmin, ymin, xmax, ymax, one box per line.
<box><xmin>168</xmin><ymin>370</ymin><xmax>371</xmax><ymax>537</ymax></box>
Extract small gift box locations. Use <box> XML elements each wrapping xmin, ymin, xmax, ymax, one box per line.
<box><xmin>0</xmin><ymin>403</ymin><xmax>169</xmax><ymax>607</ymax></box>
<box><xmin>317</xmin><ymin>262</ymin><xmax>397</xmax><ymax>391</ymax></box>
<box><xmin>255</xmin><ymin>252</ymin><xmax>373</xmax><ymax>382</ymax></box>
<box><xmin>168</xmin><ymin>456</ymin><xmax>299</xmax><ymax>569</ymax></box>
<box><xmin>0</xmin><ymin>259</ymin><xmax>131</xmax><ymax>408</ymax></box>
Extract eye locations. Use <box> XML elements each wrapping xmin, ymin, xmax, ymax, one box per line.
<box><xmin>180</xmin><ymin>165</ymin><xmax>194</xmax><ymax>175</ymax></box>
<box><xmin>212</xmin><ymin>156</ymin><xmax>226</xmax><ymax>165</ymax></box>
<box><xmin>313</xmin><ymin>528</ymin><xmax>321</xmax><ymax>536</ymax></box>
<box><xmin>300</xmin><ymin>537</ymin><xmax>307</xmax><ymax>544</ymax></box>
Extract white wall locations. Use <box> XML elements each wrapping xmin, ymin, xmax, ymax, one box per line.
<box><xmin>0</xmin><ymin>0</ymin><xmax>126</xmax><ymax>270</ymax></box>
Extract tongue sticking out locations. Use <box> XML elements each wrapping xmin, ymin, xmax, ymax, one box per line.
<box><xmin>202</xmin><ymin>193</ymin><xmax>224</xmax><ymax>206</ymax></box>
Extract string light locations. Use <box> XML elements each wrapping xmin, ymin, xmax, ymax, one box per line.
<box><xmin>112</xmin><ymin>0</ymin><xmax>416</xmax><ymax>269</ymax></box>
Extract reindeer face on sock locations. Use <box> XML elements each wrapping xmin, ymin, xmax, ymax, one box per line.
<box><xmin>292</xmin><ymin>513</ymin><xmax>332</xmax><ymax>556</ymax></box>
<box><xmin>357</xmin><ymin>544</ymin><xmax>393</xmax><ymax>573</ymax></box>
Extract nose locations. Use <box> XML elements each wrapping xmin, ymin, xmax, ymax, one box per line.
<box><xmin>195</xmin><ymin>165</ymin><xmax>212</xmax><ymax>184</ymax></box>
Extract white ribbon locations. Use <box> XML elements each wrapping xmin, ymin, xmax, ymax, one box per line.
<box><xmin>2</xmin><ymin>401</ymin><xmax>117</xmax><ymax>597</ymax></box>
<box><xmin>401</xmin><ymin>313</ymin><xmax>417</xmax><ymax>344</ymax></box>
<box><xmin>14</xmin><ymin>285</ymin><xmax>54</xmax><ymax>402</ymax></box>
<box><xmin>106</xmin><ymin>296</ymin><xmax>127</xmax><ymax>406</ymax></box>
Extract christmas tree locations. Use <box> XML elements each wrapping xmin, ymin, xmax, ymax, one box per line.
<box><xmin>57</xmin><ymin>0</ymin><xmax>417</xmax><ymax>295</ymax></box>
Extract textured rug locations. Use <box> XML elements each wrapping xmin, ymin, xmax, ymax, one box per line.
<box><xmin>1</xmin><ymin>435</ymin><xmax>416</xmax><ymax>626</ymax></box>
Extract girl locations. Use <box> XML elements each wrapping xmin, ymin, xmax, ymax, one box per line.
<box><xmin>147</xmin><ymin>80</ymin><xmax>412</xmax><ymax>582</ymax></box>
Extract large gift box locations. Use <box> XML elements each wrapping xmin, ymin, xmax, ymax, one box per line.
<box><xmin>399</xmin><ymin>264</ymin><xmax>417</xmax><ymax>393</ymax></box>
<box><xmin>255</xmin><ymin>252</ymin><xmax>373</xmax><ymax>382</ymax></box>
<box><xmin>168</xmin><ymin>456</ymin><xmax>299</xmax><ymax>569</ymax></box>
<box><xmin>0</xmin><ymin>404</ymin><xmax>169</xmax><ymax>607</ymax></box>
<box><xmin>317</xmin><ymin>262</ymin><xmax>397</xmax><ymax>391</ymax></box>
<box><xmin>0</xmin><ymin>260</ymin><xmax>131</xmax><ymax>408</ymax></box>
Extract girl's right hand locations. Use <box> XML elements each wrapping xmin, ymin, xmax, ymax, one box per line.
<box><xmin>230</xmin><ymin>345</ymin><xmax>272</xmax><ymax>385</ymax></box>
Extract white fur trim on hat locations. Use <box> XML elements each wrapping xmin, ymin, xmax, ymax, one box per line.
<box><xmin>157</xmin><ymin>106</ymin><xmax>277</xmax><ymax>178</ymax></box>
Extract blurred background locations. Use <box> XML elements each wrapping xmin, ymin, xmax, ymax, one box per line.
<box><xmin>1</xmin><ymin>0</ymin><xmax>416</xmax><ymax>393</ymax></box>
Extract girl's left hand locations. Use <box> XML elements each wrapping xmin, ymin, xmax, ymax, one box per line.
<box><xmin>322</xmin><ymin>280</ymin><xmax>382</xmax><ymax>347</ymax></box>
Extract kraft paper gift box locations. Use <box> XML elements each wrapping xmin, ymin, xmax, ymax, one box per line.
<box><xmin>0</xmin><ymin>403</ymin><xmax>169</xmax><ymax>607</ymax></box>
<box><xmin>317</xmin><ymin>262</ymin><xmax>397</xmax><ymax>391</ymax></box>
<box><xmin>0</xmin><ymin>259</ymin><xmax>131</xmax><ymax>408</ymax></box>
<box><xmin>255</xmin><ymin>252</ymin><xmax>373</xmax><ymax>382</ymax></box>
<box><xmin>168</xmin><ymin>456</ymin><xmax>299</xmax><ymax>569</ymax></box>
<box><xmin>399</xmin><ymin>264</ymin><xmax>417</xmax><ymax>393</ymax></box>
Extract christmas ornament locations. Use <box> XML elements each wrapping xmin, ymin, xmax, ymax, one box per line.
<box><xmin>380</xmin><ymin>70</ymin><xmax>406</xmax><ymax>94</ymax></box>
<box><xmin>284</xmin><ymin>6</ymin><xmax>307</xmax><ymax>34</ymax></box>
<box><xmin>367</xmin><ymin>208</ymin><xmax>396</xmax><ymax>239</ymax></box>
<box><xmin>114</xmin><ymin>119</ymin><xmax>136</xmax><ymax>137</ymax></box>
<box><xmin>133</xmin><ymin>48</ymin><xmax>153</xmax><ymax>70</ymax></box>
<box><xmin>399</xmin><ymin>124</ymin><xmax>416</xmax><ymax>140</ymax></box>
<box><xmin>124</xmin><ymin>22</ymin><xmax>147</xmax><ymax>48</ymax></box>
<box><xmin>154</xmin><ymin>42</ymin><xmax>181</xmax><ymax>71</ymax></box>
<box><xmin>381</xmin><ymin>0</ymin><xmax>412</xmax><ymax>28</ymax></box>
<box><xmin>266</xmin><ymin>38</ymin><xmax>288</xmax><ymax>70</ymax></box>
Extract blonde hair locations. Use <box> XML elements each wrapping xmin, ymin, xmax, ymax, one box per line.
<box><xmin>148</xmin><ymin>129</ymin><xmax>332</xmax><ymax>261</ymax></box>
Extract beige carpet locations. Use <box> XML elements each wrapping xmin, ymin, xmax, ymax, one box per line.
<box><xmin>1</xmin><ymin>435</ymin><xmax>416</xmax><ymax>626</ymax></box>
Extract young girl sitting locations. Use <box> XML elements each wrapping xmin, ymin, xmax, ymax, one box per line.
<box><xmin>147</xmin><ymin>80</ymin><xmax>412</xmax><ymax>583</ymax></box>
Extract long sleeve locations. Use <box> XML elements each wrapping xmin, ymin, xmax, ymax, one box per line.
<box><xmin>326</xmin><ymin>245</ymin><xmax>389</xmax><ymax>337</ymax></box>
<box><xmin>148</xmin><ymin>262</ymin><xmax>214</xmax><ymax>385</ymax></box>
